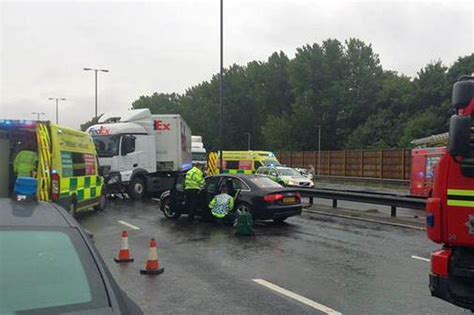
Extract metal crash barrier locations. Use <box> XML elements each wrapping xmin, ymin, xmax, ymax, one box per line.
<box><xmin>299</xmin><ymin>187</ymin><xmax>426</xmax><ymax>217</ymax></box>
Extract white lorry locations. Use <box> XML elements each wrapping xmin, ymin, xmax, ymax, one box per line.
<box><xmin>87</xmin><ymin>109</ymin><xmax>192</xmax><ymax>199</ymax></box>
<box><xmin>191</xmin><ymin>135</ymin><xmax>207</xmax><ymax>165</ymax></box>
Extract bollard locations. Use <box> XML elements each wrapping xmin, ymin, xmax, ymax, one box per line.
<box><xmin>332</xmin><ymin>199</ymin><xmax>337</xmax><ymax>208</ymax></box>
<box><xmin>391</xmin><ymin>206</ymin><xmax>397</xmax><ymax>217</ymax></box>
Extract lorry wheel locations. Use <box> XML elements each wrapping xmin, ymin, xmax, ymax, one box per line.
<box><xmin>161</xmin><ymin>197</ymin><xmax>181</xmax><ymax>219</ymax></box>
<box><xmin>129</xmin><ymin>177</ymin><xmax>145</xmax><ymax>200</ymax></box>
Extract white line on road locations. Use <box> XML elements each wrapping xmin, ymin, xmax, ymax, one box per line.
<box><xmin>118</xmin><ymin>220</ymin><xmax>140</xmax><ymax>230</ymax></box>
<box><xmin>152</xmin><ymin>198</ymin><xmax>161</xmax><ymax>202</ymax></box>
<box><xmin>252</xmin><ymin>279</ymin><xmax>341</xmax><ymax>315</ymax></box>
<box><xmin>411</xmin><ymin>255</ymin><xmax>430</xmax><ymax>262</ymax></box>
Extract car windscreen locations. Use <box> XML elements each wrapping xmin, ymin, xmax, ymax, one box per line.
<box><xmin>263</xmin><ymin>159</ymin><xmax>281</xmax><ymax>166</ymax></box>
<box><xmin>278</xmin><ymin>168</ymin><xmax>301</xmax><ymax>176</ymax></box>
<box><xmin>248</xmin><ymin>177</ymin><xmax>283</xmax><ymax>188</ymax></box>
<box><xmin>0</xmin><ymin>228</ymin><xmax>109</xmax><ymax>314</ymax></box>
<box><xmin>93</xmin><ymin>135</ymin><xmax>120</xmax><ymax>157</ymax></box>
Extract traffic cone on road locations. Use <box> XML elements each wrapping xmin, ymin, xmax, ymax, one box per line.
<box><xmin>114</xmin><ymin>231</ymin><xmax>134</xmax><ymax>263</ymax></box>
<box><xmin>140</xmin><ymin>238</ymin><xmax>164</xmax><ymax>275</ymax></box>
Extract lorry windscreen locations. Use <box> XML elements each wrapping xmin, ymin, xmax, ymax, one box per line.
<box><xmin>192</xmin><ymin>152</ymin><xmax>207</xmax><ymax>161</ymax></box>
<box><xmin>93</xmin><ymin>135</ymin><xmax>120</xmax><ymax>157</ymax></box>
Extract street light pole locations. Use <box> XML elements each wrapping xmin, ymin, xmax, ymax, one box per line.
<box><xmin>48</xmin><ymin>97</ymin><xmax>66</xmax><ymax>124</ymax></box>
<box><xmin>32</xmin><ymin>112</ymin><xmax>45</xmax><ymax>120</ymax></box>
<box><xmin>218</xmin><ymin>0</ymin><xmax>224</xmax><ymax>172</ymax></box>
<box><xmin>95</xmin><ymin>70</ymin><xmax>98</xmax><ymax>118</ymax></box>
<box><xmin>316</xmin><ymin>125</ymin><xmax>321</xmax><ymax>176</ymax></box>
<box><xmin>245</xmin><ymin>132</ymin><xmax>251</xmax><ymax>150</ymax></box>
<box><xmin>83</xmin><ymin>67</ymin><xmax>109</xmax><ymax>118</ymax></box>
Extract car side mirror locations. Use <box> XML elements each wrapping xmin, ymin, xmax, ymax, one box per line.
<box><xmin>121</xmin><ymin>136</ymin><xmax>136</xmax><ymax>156</ymax></box>
<box><xmin>448</xmin><ymin>115</ymin><xmax>471</xmax><ymax>157</ymax></box>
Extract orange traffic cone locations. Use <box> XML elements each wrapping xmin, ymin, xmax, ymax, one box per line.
<box><xmin>114</xmin><ymin>231</ymin><xmax>134</xmax><ymax>263</ymax></box>
<box><xmin>140</xmin><ymin>238</ymin><xmax>164</xmax><ymax>275</ymax></box>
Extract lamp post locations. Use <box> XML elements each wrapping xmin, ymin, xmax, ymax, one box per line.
<box><xmin>219</xmin><ymin>0</ymin><xmax>224</xmax><ymax>172</ymax></box>
<box><xmin>316</xmin><ymin>125</ymin><xmax>321</xmax><ymax>176</ymax></box>
<box><xmin>32</xmin><ymin>112</ymin><xmax>45</xmax><ymax>120</ymax></box>
<box><xmin>48</xmin><ymin>98</ymin><xmax>66</xmax><ymax>124</ymax></box>
<box><xmin>83</xmin><ymin>67</ymin><xmax>109</xmax><ymax>118</ymax></box>
<box><xmin>245</xmin><ymin>132</ymin><xmax>251</xmax><ymax>150</ymax></box>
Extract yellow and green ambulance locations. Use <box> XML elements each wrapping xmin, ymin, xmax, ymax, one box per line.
<box><xmin>0</xmin><ymin>119</ymin><xmax>105</xmax><ymax>215</ymax></box>
<box><xmin>207</xmin><ymin>151</ymin><xmax>281</xmax><ymax>175</ymax></box>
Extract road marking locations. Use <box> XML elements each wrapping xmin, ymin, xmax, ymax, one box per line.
<box><xmin>152</xmin><ymin>198</ymin><xmax>161</xmax><ymax>202</ymax></box>
<box><xmin>411</xmin><ymin>255</ymin><xmax>430</xmax><ymax>262</ymax></box>
<box><xmin>118</xmin><ymin>220</ymin><xmax>140</xmax><ymax>230</ymax></box>
<box><xmin>252</xmin><ymin>279</ymin><xmax>341</xmax><ymax>315</ymax></box>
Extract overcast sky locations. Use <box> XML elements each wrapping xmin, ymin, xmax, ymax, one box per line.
<box><xmin>1</xmin><ymin>0</ymin><xmax>473</xmax><ymax>128</ymax></box>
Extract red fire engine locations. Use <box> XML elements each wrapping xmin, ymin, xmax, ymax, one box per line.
<box><xmin>427</xmin><ymin>75</ymin><xmax>474</xmax><ymax>311</ymax></box>
<box><xmin>410</xmin><ymin>146</ymin><xmax>446</xmax><ymax>197</ymax></box>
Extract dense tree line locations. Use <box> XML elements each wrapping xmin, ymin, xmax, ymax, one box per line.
<box><xmin>128</xmin><ymin>38</ymin><xmax>473</xmax><ymax>151</ymax></box>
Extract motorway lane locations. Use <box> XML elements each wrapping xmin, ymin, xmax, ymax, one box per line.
<box><xmin>78</xmin><ymin>200</ymin><xmax>468</xmax><ymax>314</ymax></box>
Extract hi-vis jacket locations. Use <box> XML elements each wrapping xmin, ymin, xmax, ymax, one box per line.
<box><xmin>209</xmin><ymin>193</ymin><xmax>234</xmax><ymax>218</ymax></box>
<box><xmin>185</xmin><ymin>166</ymin><xmax>205</xmax><ymax>190</ymax></box>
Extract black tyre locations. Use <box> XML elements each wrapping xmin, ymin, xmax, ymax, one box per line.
<box><xmin>93</xmin><ymin>194</ymin><xmax>107</xmax><ymax>212</ymax></box>
<box><xmin>236</xmin><ymin>202</ymin><xmax>252</xmax><ymax>213</ymax></box>
<box><xmin>129</xmin><ymin>177</ymin><xmax>145</xmax><ymax>200</ymax></box>
<box><xmin>161</xmin><ymin>197</ymin><xmax>181</xmax><ymax>219</ymax></box>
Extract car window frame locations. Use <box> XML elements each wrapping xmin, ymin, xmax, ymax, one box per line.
<box><xmin>0</xmin><ymin>226</ymin><xmax>110</xmax><ymax>314</ymax></box>
<box><xmin>205</xmin><ymin>176</ymin><xmax>222</xmax><ymax>195</ymax></box>
<box><xmin>229</xmin><ymin>177</ymin><xmax>251</xmax><ymax>192</ymax></box>
<box><xmin>269</xmin><ymin>168</ymin><xmax>278</xmax><ymax>177</ymax></box>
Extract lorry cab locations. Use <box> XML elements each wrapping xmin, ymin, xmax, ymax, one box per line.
<box><xmin>0</xmin><ymin>119</ymin><xmax>105</xmax><ymax>215</ymax></box>
<box><xmin>87</xmin><ymin>109</ymin><xmax>192</xmax><ymax>199</ymax></box>
<box><xmin>88</xmin><ymin>122</ymin><xmax>156</xmax><ymax>184</ymax></box>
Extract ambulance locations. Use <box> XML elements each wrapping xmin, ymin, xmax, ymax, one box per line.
<box><xmin>0</xmin><ymin>119</ymin><xmax>106</xmax><ymax>215</ymax></box>
<box><xmin>208</xmin><ymin>151</ymin><xmax>281</xmax><ymax>175</ymax></box>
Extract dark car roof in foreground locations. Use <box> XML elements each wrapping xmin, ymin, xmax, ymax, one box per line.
<box><xmin>214</xmin><ymin>174</ymin><xmax>257</xmax><ymax>179</ymax></box>
<box><xmin>0</xmin><ymin>198</ymin><xmax>73</xmax><ymax>228</ymax></box>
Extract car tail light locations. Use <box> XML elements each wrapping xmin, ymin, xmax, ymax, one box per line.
<box><xmin>295</xmin><ymin>192</ymin><xmax>301</xmax><ymax>201</ymax></box>
<box><xmin>431</xmin><ymin>248</ymin><xmax>452</xmax><ymax>277</ymax></box>
<box><xmin>264</xmin><ymin>194</ymin><xmax>284</xmax><ymax>203</ymax></box>
<box><xmin>51</xmin><ymin>173</ymin><xmax>60</xmax><ymax>201</ymax></box>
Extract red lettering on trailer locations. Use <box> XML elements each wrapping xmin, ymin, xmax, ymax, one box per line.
<box><xmin>154</xmin><ymin>120</ymin><xmax>171</xmax><ymax>131</ymax></box>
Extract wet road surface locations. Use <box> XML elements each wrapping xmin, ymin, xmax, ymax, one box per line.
<box><xmin>78</xmin><ymin>200</ymin><xmax>468</xmax><ymax>314</ymax></box>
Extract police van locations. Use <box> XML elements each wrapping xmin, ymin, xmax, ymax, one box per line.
<box><xmin>0</xmin><ymin>119</ymin><xmax>106</xmax><ymax>214</ymax></box>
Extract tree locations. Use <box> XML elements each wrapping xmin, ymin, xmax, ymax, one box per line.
<box><xmin>132</xmin><ymin>93</ymin><xmax>181</xmax><ymax>114</ymax></box>
<box><xmin>398</xmin><ymin>109</ymin><xmax>445</xmax><ymax>147</ymax></box>
<box><xmin>129</xmin><ymin>38</ymin><xmax>471</xmax><ymax>151</ymax></box>
<box><xmin>446</xmin><ymin>54</ymin><xmax>474</xmax><ymax>84</ymax></box>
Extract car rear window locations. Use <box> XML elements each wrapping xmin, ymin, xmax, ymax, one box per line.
<box><xmin>0</xmin><ymin>229</ymin><xmax>109</xmax><ymax>314</ymax></box>
<box><xmin>249</xmin><ymin>177</ymin><xmax>283</xmax><ymax>188</ymax></box>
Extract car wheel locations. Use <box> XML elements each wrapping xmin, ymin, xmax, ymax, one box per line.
<box><xmin>93</xmin><ymin>194</ymin><xmax>107</xmax><ymax>212</ymax></box>
<box><xmin>162</xmin><ymin>197</ymin><xmax>181</xmax><ymax>219</ymax></box>
<box><xmin>129</xmin><ymin>177</ymin><xmax>145</xmax><ymax>200</ymax></box>
<box><xmin>236</xmin><ymin>202</ymin><xmax>252</xmax><ymax>213</ymax></box>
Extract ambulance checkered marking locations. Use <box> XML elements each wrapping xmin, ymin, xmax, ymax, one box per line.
<box><xmin>60</xmin><ymin>176</ymin><xmax>103</xmax><ymax>202</ymax></box>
